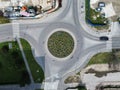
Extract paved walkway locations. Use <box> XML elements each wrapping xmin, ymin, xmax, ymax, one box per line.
<box><xmin>17</xmin><ymin>38</ymin><xmax>34</xmax><ymax>84</ymax></box>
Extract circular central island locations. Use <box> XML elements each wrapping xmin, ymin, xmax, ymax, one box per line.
<box><xmin>47</xmin><ymin>31</ymin><xmax>75</xmax><ymax>59</ymax></box>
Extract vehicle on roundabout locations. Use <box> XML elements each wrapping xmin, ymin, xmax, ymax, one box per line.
<box><xmin>99</xmin><ymin>36</ymin><xmax>109</xmax><ymax>41</ymax></box>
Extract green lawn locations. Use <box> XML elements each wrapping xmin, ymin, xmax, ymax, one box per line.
<box><xmin>88</xmin><ymin>52</ymin><xmax>113</xmax><ymax>65</ymax></box>
<box><xmin>48</xmin><ymin>31</ymin><xmax>74</xmax><ymax>58</ymax></box>
<box><xmin>0</xmin><ymin>16</ymin><xmax>10</xmax><ymax>24</ymax></box>
<box><xmin>0</xmin><ymin>41</ymin><xmax>30</xmax><ymax>86</ymax></box>
<box><xmin>20</xmin><ymin>39</ymin><xmax>44</xmax><ymax>83</ymax></box>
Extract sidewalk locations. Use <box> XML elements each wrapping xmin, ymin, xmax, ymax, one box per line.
<box><xmin>17</xmin><ymin>38</ymin><xmax>34</xmax><ymax>84</ymax></box>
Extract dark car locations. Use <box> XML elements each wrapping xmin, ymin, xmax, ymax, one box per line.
<box><xmin>100</xmin><ymin>36</ymin><xmax>109</xmax><ymax>41</ymax></box>
<box><xmin>28</xmin><ymin>9</ymin><xmax>36</xmax><ymax>17</ymax></box>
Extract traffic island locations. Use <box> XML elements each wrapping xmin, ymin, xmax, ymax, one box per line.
<box><xmin>47</xmin><ymin>31</ymin><xmax>74</xmax><ymax>59</ymax></box>
<box><xmin>85</xmin><ymin>0</ymin><xmax>109</xmax><ymax>30</ymax></box>
<box><xmin>20</xmin><ymin>39</ymin><xmax>44</xmax><ymax>83</ymax></box>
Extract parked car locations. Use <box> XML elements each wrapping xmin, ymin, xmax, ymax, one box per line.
<box><xmin>4</xmin><ymin>11</ymin><xmax>10</xmax><ymax>17</ymax></box>
<box><xmin>28</xmin><ymin>9</ymin><xmax>35</xmax><ymax>17</ymax></box>
<box><xmin>99</xmin><ymin>36</ymin><xmax>109</xmax><ymax>41</ymax></box>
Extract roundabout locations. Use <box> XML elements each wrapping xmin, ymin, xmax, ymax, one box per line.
<box><xmin>38</xmin><ymin>22</ymin><xmax>82</xmax><ymax>61</ymax></box>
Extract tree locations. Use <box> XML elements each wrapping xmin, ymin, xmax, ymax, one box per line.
<box><xmin>1</xmin><ymin>45</ymin><xmax>9</xmax><ymax>53</ymax></box>
<box><xmin>11</xmin><ymin>50</ymin><xmax>19</xmax><ymax>59</ymax></box>
<box><xmin>0</xmin><ymin>62</ymin><xmax>2</xmax><ymax>69</ymax></box>
<box><xmin>15</xmin><ymin>57</ymin><xmax>24</xmax><ymax>68</ymax></box>
<box><xmin>20</xmin><ymin>70</ymin><xmax>31</xmax><ymax>86</ymax></box>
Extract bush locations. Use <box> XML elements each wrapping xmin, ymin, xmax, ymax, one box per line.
<box><xmin>1</xmin><ymin>45</ymin><xmax>9</xmax><ymax>53</ymax></box>
<box><xmin>11</xmin><ymin>50</ymin><xmax>19</xmax><ymax>59</ymax></box>
<box><xmin>15</xmin><ymin>57</ymin><xmax>24</xmax><ymax>68</ymax></box>
<box><xmin>0</xmin><ymin>62</ymin><xmax>2</xmax><ymax>69</ymax></box>
<box><xmin>20</xmin><ymin>70</ymin><xmax>31</xmax><ymax>86</ymax></box>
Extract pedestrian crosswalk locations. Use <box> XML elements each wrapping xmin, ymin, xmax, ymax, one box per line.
<box><xmin>106</xmin><ymin>37</ymin><xmax>112</xmax><ymax>50</ymax></box>
<box><xmin>12</xmin><ymin>23</ymin><xmax>20</xmax><ymax>38</ymax></box>
<box><xmin>106</xmin><ymin>41</ymin><xmax>112</xmax><ymax>50</ymax></box>
<box><xmin>112</xmin><ymin>37</ymin><xmax>120</xmax><ymax>49</ymax></box>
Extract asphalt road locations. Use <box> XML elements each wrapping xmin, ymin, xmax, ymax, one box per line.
<box><xmin>0</xmin><ymin>0</ymin><xmax>117</xmax><ymax>90</ymax></box>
